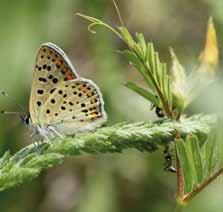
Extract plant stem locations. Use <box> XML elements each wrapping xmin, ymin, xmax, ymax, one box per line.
<box><xmin>175</xmin><ymin>131</ymin><xmax>185</xmax><ymax>205</ymax></box>
<box><xmin>176</xmin><ymin>152</ymin><xmax>185</xmax><ymax>201</ymax></box>
<box><xmin>174</xmin><ymin>202</ymin><xmax>185</xmax><ymax>212</ymax></box>
<box><xmin>0</xmin><ymin>114</ymin><xmax>216</xmax><ymax>191</ymax></box>
<box><xmin>182</xmin><ymin>168</ymin><xmax>223</xmax><ymax>202</ymax></box>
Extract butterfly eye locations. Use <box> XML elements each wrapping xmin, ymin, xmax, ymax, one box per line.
<box><xmin>21</xmin><ymin>115</ymin><xmax>30</xmax><ymax>126</ymax></box>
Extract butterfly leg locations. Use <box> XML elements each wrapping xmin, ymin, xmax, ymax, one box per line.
<box><xmin>42</xmin><ymin>134</ymin><xmax>50</xmax><ymax>142</ymax></box>
<box><xmin>30</xmin><ymin>130</ymin><xmax>41</xmax><ymax>146</ymax></box>
<box><xmin>48</xmin><ymin>126</ymin><xmax>64</xmax><ymax>139</ymax></box>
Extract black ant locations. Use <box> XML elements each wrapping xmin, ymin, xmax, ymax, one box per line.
<box><xmin>163</xmin><ymin>144</ymin><xmax>176</xmax><ymax>173</ymax></box>
<box><xmin>155</xmin><ymin>106</ymin><xmax>165</xmax><ymax>118</ymax></box>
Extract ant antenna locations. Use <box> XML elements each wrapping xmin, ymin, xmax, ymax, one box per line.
<box><xmin>0</xmin><ymin>90</ymin><xmax>25</xmax><ymax>113</ymax></box>
<box><xmin>112</xmin><ymin>0</ymin><xmax>125</xmax><ymax>27</ymax></box>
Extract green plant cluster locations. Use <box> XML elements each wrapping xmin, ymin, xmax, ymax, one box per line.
<box><xmin>0</xmin><ymin>1</ymin><xmax>221</xmax><ymax>211</ymax></box>
<box><xmin>77</xmin><ymin>3</ymin><xmax>221</xmax><ymax>208</ymax></box>
<box><xmin>0</xmin><ymin>114</ymin><xmax>215</xmax><ymax>192</ymax></box>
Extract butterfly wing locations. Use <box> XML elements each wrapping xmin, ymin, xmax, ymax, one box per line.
<box><xmin>39</xmin><ymin>78</ymin><xmax>107</xmax><ymax>134</ymax></box>
<box><xmin>30</xmin><ymin>42</ymin><xmax>78</xmax><ymax>124</ymax></box>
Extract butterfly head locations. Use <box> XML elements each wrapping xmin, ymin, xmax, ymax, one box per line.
<box><xmin>20</xmin><ymin>113</ymin><xmax>31</xmax><ymax>126</ymax></box>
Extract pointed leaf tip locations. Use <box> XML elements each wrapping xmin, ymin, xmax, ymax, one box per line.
<box><xmin>169</xmin><ymin>48</ymin><xmax>186</xmax><ymax>114</ymax></box>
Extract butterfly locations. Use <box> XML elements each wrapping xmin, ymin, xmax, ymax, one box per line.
<box><xmin>22</xmin><ymin>42</ymin><xmax>107</xmax><ymax>140</ymax></box>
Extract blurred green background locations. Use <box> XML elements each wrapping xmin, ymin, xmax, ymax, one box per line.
<box><xmin>0</xmin><ymin>0</ymin><xmax>222</xmax><ymax>211</ymax></box>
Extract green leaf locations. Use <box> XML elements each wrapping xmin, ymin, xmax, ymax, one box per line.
<box><xmin>143</xmin><ymin>42</ymin><xmax>172</xmax><ymax>114</ymax></box>
<box><xmin>188</xmin><ymin>135</ymin><xmax>204</xmax><ymax>184</ymax></box>
<box><xmin>202</xmin><ymin>130</ymin><xmax>217</xmax><ymax>178</ymax></box>
<box><xmin>125</xmin><ymin>81</ymin><xmax>159</xmax><ymax>106</ymax></box>
<box><xmin>169</xmin><ymin>48</ymin><xmax>186</xmax><ymax>86</ymax></box>
<box><xmin>119</xmin><ymin>27</ymin><xmax>173</xmax><ymax>115</ymax></box>
<box><xmin>119</xmin><ymin>27</ymin><xmax>135</xmax><ymax>47</ymax></box>
<box><xmin>0</xmin><ymin>151</ymin><xmax>10</xmax><ymax>169</ymax></box>
<box><xmin>25</xmin><ymin>153</ymin><xmax>64</xmax><ymax>169</ymax></box>
<box><xmin>176</xmin><ymin>139</ymin><xmax>194</xmax><ymax>193</ymax></box>
<box><xmin>136</xmin><ymin>33</ymin><xmax>147</xmax><ymax>59</ymax></box>
<box><xmin>121</xmin><ymin>50</ymin><xmax>155</xmax><ymax>90</ymax></box>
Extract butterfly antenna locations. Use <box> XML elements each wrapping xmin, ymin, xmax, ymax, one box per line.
<box><xmin>0</xmin><ymin>90</ymin><xmax>26</xmax><ymax>113</ymax></box>
<box><xmin>112</xmin><ymin>0</ymin><xmax>125</xmax><ymax>27</ymax></box>
<box><xmin>0</xmin><ymin>110</ymin><xmax>21</xmax><ymax>115</ymax></box>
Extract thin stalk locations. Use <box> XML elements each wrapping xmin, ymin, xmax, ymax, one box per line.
<box><xmin>182</xmin><ymin>168</ymin><xmax>223</xmax><ymax>202</ymax></box>
<box><xmin>76</xmin><ymin>13</ymin><xmax>123</xmax><ymax>40</ymax></box>
<box><xmin>175</xmin><ymin>137</ymin><xmax>185</xmax><ymax>202</ymax></box>
<box><xmin>112</xmin><ymin>0</ymin><xmax>125</xmax><ymax>27</ymax></box>
<box><xmin>176</xmin><ymin>152</ymin><xmax>185</xmax><ymax>201</ymax></box>
<box><xmin>174</xmin><ymin>202</ymin><xmax>185</xmax><ymax>212</ymax></box>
